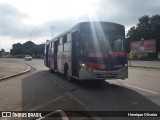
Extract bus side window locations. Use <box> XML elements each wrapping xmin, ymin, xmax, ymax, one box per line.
<box><xmin>57</xmin><ymin>39</ymin><xmax>59</xmax><ymax>45</ymax></box>
<box><xmin>85</xmin><ymin>41</ymin><xmax>89</xmax><ymax>49</ymax></box>
<box><xmin>67</xmin><ymin>33</ymin><xmax>71</xmax><ymax>42</ymax></box>
<box><xmin>63</xmin><ymin>35</ymin><xmax>67</xmax><ymax>43</ymax></box>
<box><xmin>52</xmin><ymin>41</ymin><xmax>54</xmax><ymax>47</ymax></box>
<box><xmin>64</xmin><ymin>42</ymin><xmax>71</xmax><ymax>52</ymax></box>
<box><xmin>79</xmin><ymin>39</ymin><xmax>84</xmax><ymax>56</ymax></box>
<box><xmin>84</xmin><ymin>41</ymin><xmax>89</xmax><ymax>56</ymax></box>
<box><xmin>58</xmin><ymin>45</ymin><xmax>63</xmax><ymax>52</ymax></box>
<box><xmin>59</xmin><ymin>37</ymin><xmax>63</xmax><ymax>44</ymax></box>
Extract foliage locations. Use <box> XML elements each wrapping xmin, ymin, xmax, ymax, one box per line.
<box><xmin>0</xmin><ymin>49</ymin><xmax>5</xmax><ymax>52</ymax></box>
<box><xmin>125</xmin><ymin>14</ymin><xmax>160</xmax><ymax>52</ymax></box>
<box><xmin>148</xmin><ymin>52</ymin><xmax>158</xmax><ymax>59</ymax></box>
<box><xmin>128</xmin><ymin>51</ymin><xmax>137</xmax><ymax>60</ymax></box>
<box><xmin>10</xmin><ymin>41</ymin><xmax>44</xmax><ymax>58</ymax></box>
<box><xmin>0</xmin><ymin>48</ymin><xmax>5</xmax><ymax>57</ymax></box>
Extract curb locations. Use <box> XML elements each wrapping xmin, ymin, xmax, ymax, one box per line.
<box><xmin>0</xmin><ymin>64</ymin><xmax>31</xmax><ymax>81</ymax></box>
<box><xmin>129</xmin><ymin>65</ymin><xmax>160</xmax><ymax>70</ymax></box>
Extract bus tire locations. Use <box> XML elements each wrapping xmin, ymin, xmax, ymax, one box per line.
<box><xmin>67</xmin><ymin>70</ymin><xmax>73</xmax><ymax>82</ymax></box>
<box><xmin>49</xmin><ymin>61</ymin><xmax>53</xmax><ymax>73</ymax></box>
<box><xmin>64</xmin><ymin>67</ymin><xmax>73</xmax><ymax>82</ymax></box>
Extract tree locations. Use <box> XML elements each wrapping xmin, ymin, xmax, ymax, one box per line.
<box><xmin>150</xmin><ymin>15</ymin><xmax>160</xmax><ymax>38</ymax></box>
<box><xmin>127</xmin><ymin>26</ymin><xmax>139</xmax><ymax>40</ymax></box>
<box><xmin>10</xmin><ymin>43</ymin><xmax>22</xmax><ymax>56</ymax></box>
<box><xmin>0</xmin><ymin>49</ymin><xmax>5</xmax><ymax>57</ymax></box>
<box><xmin>23</xmin><ymin>41</ymin><xmax>35</xmax><ymax>48</ymax></box>
<box><xmin>137</xmin><ymin>15</ymin><xmax>152</xmax><ymax>39</ymax></box>
<box><xmin>126</xmin><ymin>14</ymin><xmax>160</xmax><ymax>52</ymax></box>
<box><xmin>0</xmin><ymin>48</ymin><xmax>5</xmax><ymax>53</ymax></box>
<box><xmin>10</xmin><ymin>41</ymin><xmax>44</xmax><ymax>58</ymax></box>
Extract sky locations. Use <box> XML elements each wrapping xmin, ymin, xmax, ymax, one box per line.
<box><xmin>0</xmin><ymin>0</ymin><xmax>160</xmax><ymax>52</ymax></box>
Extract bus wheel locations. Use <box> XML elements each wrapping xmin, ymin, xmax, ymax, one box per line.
<box><xmin>49</xmin><ymin>62</ymin><xmax>53</xmax><ymax>73</ymax></box>
<box><xmin>49</xmin><ymin>67</ymin><xmax>53</xmax><ymax>73</ymax></box>
<box><xmin>65</xmin><ymin>69</ymin><xmax>73</xmax><ymax>82</ymax></box>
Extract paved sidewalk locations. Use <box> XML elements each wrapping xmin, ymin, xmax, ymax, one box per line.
<box><xmin>0</xmin><ymin>59</ymin><xmax>30</xmax><ymax>80</ymax></box>
<box><xmin>129</xmin><ymin>60</ymin><xmax>160</xmax><ymax>69</ymax></box>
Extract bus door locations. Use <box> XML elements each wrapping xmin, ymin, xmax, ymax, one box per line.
<box><xmin>54</xmin><ymin>41</ymin><xmax>58</xmax><ymax>70</ymax></box>
<box><xmin>72</xmin><ymin>32</ymin><xmax>79</xmax><ymax>78</ymax></box>
<box><xmin>45</xmin><ymin>44</ymin><xmax>49</xmax><ymax>66</ymax></box>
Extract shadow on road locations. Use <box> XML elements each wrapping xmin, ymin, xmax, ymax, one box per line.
<box><xmin>21</xmin><ymin>70</ymin><xmax>160</xmax><ymax>119</ymax></box>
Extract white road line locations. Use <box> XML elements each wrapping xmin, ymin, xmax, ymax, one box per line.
<box><xmin>29</xmin><ymin>94</ymin><xmax>67</xmax><ymax>111</ymax></box>
<box><xmin>36</xmin><ymin>110</ymin><xmax>69</xmax><ymax>120</ymax></box>
<box><xmin>124</xmin><ymin>84</ymin><xmax>159</xmax><ymax>95</ymax></box>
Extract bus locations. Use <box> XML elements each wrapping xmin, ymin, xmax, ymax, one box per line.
<box><xmin>44</xmin><ymin>22</ymin><xmax>128</xmax><ymax>82</ymax></box>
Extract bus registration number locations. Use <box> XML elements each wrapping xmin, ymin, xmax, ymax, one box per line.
<box><xmin>104</xmin><ymin>73</ymin><xmax>112</xmax><ymax>77</ymax></box>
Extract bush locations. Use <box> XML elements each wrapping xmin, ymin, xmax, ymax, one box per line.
<box><xmin>129</xmin><ymin>51</ymin><xmax>138</xmax><ymax>60</ymax></box>
<box><xmin>148</xmin><ymin>52</ymin><xmax>158</xmax><ymax>58</ymax></box>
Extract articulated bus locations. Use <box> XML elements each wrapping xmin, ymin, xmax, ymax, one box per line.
<box><xmin>44</xmin><ymin>22</ymin><xmax>128</xmax><ymax>81</ymax></box>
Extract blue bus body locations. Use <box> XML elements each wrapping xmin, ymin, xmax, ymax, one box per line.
<box><xmin>44</xmin><ymin>22</ymin><xmax>128</xmax><ymax>81</ymax></box>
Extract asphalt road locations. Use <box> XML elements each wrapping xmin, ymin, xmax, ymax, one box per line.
<box><xmin>0</xmin><ymin>58</ymin><xmax>160</xmax><ymax>120</ymax></box>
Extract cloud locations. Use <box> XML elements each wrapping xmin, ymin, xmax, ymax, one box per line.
<box><xmin>0</xmin><ymin>0</ymin><xmax>160</xmax><ymax>41</ymax></box>
<box><xmin>0</xmin><ymin>4</ymin><xmax>30</xmax><ymax>37</ymax></box>
<box><xmin>97</xmin><ymin>0</ymin><xmax>160</xmax><ymax>27</ymax></box>
<box><xmin>0</xmin><ymin>3</ymin><xmax>82</xmax><ymax>40</ymax></box>
<box><xmin>0</xmin><ymin>3</ymin><xmax>29</xmax><ymax>18</ymax></box>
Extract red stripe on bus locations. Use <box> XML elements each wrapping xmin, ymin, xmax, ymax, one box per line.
<box><xmin>85</xmin><ymin>61</ymin><xmax>105</xmax><ymax>69</ymax></box>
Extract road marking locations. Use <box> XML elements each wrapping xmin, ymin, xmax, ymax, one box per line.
<box><xmin>124</xmin><ymin>84</ymin><xmax>159</xmax><ymax>95</ymax></box>
<box><xmin>29</xmin><ymin>94</ymin><xmax>67</xmax><ymax>111</ymax></box>
<box><xmin>36</xmin><ymin>110</ymin><xmax>69</xmax><ymax>120</ymax></box>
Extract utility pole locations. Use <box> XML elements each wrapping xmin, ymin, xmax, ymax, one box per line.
<box><xmin>50</xmin><ymin>26</ymin><xmax>55</xmax><ymax>39</ymax></box>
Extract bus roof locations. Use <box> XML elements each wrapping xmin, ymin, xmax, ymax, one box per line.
<box><xmin>49</xmin><ymin>21</ymin><xmax>124</xmax><ymax>42</ymax></box>
<box><xmin>79</xmin><ymin>21</ymin><xmax>124</xmax><ymax>27</ymax></box>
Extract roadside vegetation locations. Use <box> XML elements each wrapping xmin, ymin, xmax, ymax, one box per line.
<box><xmin>10</xmin><ymin>41</ymin><xmax>44</xmax><ymax>58</ymax></box>
<box><xmin>126</xmin><ymin>14</ymin><xmax>160</xmax><ymax>60</ymax></box>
